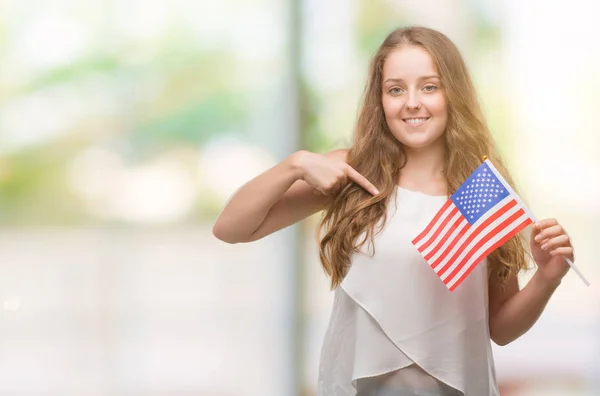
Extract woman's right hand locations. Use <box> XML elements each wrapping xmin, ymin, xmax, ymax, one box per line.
<box><xmin>293</xmin><ymin>150</ymin><xmax>380</xmax><ymax>197</ymax></box>
<box><xmin>213</xmin><ymin>148</ymin><xmax>378</xmax><ymax>243</ymax></box>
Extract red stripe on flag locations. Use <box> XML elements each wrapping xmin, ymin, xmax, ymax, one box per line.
<box><xmin>429</xmin><ymin>220</ymin><xmax>470</xmax><ymax>267</ymax></box>
<box><xmin>448</xmin><ymin>217</ymin><xmax>533</xmax><ymax>291</ymax></box>
<box><xmin>411</xmin><ymin>199</ymin><xmax>453</xmax><ymax>245</ymax></box>
<box><xmin>417</xmin><ymin>206</ymin><xmax>459</xmax><ymax>253</ymax></box>
<box><xmin>424</xmin><ymin>214</ymin><xmax>465</xmax><ymax>261</ymax></box>
<box><xmin>443</xmin><ymin>207</ymin><xmax>526</xmax><ymax>284</ymax></box>
<box><xmin>436</xmin><ymin>199</ymin><xmax>518</xmax><ymax>277</ymax></box>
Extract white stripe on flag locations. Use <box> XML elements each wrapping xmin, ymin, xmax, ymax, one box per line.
<box><xmin>427</xmin><ymin>216</ymin><xmax>469</xmax><ymax>265</ymax></box>
<box><xmin>414</xmin><ymin>203</ymin><xmax>456</xmax><ymax>250</ymax></box>
<box><xmin>434</xmin><ymin>196</ymin><xmax>517</xmax><ymax>274</ymax></box>
<box><xmin>420</xmin><ymin>208</ymin><xmax>463</xmax><ymax>257</ymax></box>
<box><xmin>485</xmin><ymin>159</ymin><xmax>536</xmax><ymax>220</ymax></box>
<box><xmin>444</xmin><ymin>211</ymin><xmax>530</xmax><ymax>289</ymax></box>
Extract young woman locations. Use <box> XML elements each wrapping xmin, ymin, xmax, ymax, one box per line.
<box><xmin>212</xmin><ymin>26</ymin><xmax>574</xmax><ymax>396</ymax></box>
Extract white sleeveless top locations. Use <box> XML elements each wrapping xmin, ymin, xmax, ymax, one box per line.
<box><xmin>317</xmin><ymin>187</ymin><xmax>499</xmax><ymax>396</ymax></box>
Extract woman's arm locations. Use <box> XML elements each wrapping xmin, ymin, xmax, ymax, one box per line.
<box><xmin>488</xmin><ymin>271</ymin><xmax>559</xmax><ymax>346</ymax></box>
<box><xmin>488</xmin><ymin>219</ymin><xmax>573</xmax><ymax>346</ymax></box>
<box><xmin>212</xmin><ymin>149</ymin><xmax>378</xmax><ymax>243</ymax></box>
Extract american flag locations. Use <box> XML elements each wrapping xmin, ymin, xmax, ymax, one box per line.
<box><xmin>411</xmin><ymin>159</ymin><xmax>534</xmax><ymax>291</ymax></box>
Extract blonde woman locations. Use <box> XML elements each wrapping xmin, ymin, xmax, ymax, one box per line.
<box><xmin>213</xmin><ymin>26</ymin><xmax>574</xmax><ymax>396</ymax></box>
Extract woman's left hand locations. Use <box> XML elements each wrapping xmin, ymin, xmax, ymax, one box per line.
<box><xmin>530</xmin><ymin>218</ymin><xmax>574</xmax><ymax>285</ymax></box>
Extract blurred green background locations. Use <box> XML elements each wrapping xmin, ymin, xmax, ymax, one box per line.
<box><xmin>0</xmin><ymin>0</ymin><xmax>598</xmax><ymax>395</ymax></box>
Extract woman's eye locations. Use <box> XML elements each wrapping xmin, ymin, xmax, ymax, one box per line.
<box><xmin>389</xmin><ymin>87</ymin><xmax>403</xmax><ymax>94</ymax></box>
<box><xmin>423</xmin><ymin>85</ymin><xmax>438</xmax><ymax>92</ymax></box>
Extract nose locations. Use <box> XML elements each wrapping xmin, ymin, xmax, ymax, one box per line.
<box><xmin>405</xmin><ymin>90</ymin><xmax>421</xmax><ymax>111</ymax></box>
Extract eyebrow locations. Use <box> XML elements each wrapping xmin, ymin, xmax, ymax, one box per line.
<box><xmin>383</xmin><ymin>75</ymin><xmax>441</xmax><ymax>84</ymax></box>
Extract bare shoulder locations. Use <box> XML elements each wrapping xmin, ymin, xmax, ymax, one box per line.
<box><xmin>325</xmin><ymin>148</ymin><xmax>349</xmax><ymax>162</ymax></box>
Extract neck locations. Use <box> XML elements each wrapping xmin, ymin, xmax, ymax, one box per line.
<box><xmin>402</xmin><ymin>142</ymin><xmax>446</xmax><ymax>179</ymax></box>
<box><xmin>398</xmin><ymin>141</ymin><xmax>447</xmax><ymax>196</ymax></box>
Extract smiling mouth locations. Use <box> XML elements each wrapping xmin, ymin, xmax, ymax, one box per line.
<box><xmin>403</xmin><ymin>117</ymin><xmax>430</xmax><ymax>126</ymax></box>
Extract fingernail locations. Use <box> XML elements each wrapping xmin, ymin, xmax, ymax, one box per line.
<box><xmin>534</xmin><ymin>235</ymin><xmax>541</xmax><ymax>242</ymax></box>
<box><xmin>541</xmin><ymin>244</ymin><xmax>547</xmax><ymax>250</ymax></box>
<box><xmin>374</xmin><ymin>189</ymin><xmax>380</xmax><ymax>195</ymax></box>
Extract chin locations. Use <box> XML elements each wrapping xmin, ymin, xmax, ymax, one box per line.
<box><xmin>395</xmin><ymin>135</ymin><xmax>438</xmax><ymax>148</ymax></box>
<box><xmin>392</xmin><ymin>129</ymin><xmax>445</xmax><ymax>149</ymax></box>
<box><xmin>403</xmin><ymin>141</ymin><xmax>436</xmax><ymax>149</ymax></box>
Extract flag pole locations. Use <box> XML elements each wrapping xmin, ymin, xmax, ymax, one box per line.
<box><xmin>482</xmin><ymin>155</ymin><xmax>590</xmax><ymax>287</ymax></box>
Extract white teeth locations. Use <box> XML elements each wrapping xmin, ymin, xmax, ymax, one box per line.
<box><xmin>405</xmin><ymin>118</ymin><xmax>428</xmax><ymax>125</ymax></box>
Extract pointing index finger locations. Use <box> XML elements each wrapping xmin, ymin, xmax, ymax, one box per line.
<box><xmin>346</xmin><ymin>165</ymin><xmax>379</xmax><ymax>196</ymax></box>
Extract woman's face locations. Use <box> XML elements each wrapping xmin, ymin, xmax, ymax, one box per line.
<box><xmin>381</xmin><ymin>45</ymin><xmax>448</xmax><ymax>150</ymax></box>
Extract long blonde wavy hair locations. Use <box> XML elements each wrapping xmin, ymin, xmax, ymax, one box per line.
<box><xmin>319</xmin><ymin>26</ymin><xmax>527</xmax><ymax>289</ymax></box>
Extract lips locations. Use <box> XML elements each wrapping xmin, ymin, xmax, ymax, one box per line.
<box><xmin>403</xmin><ymin>117</ymin><xmax>430</xmax><ymax>126</ymax></box>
